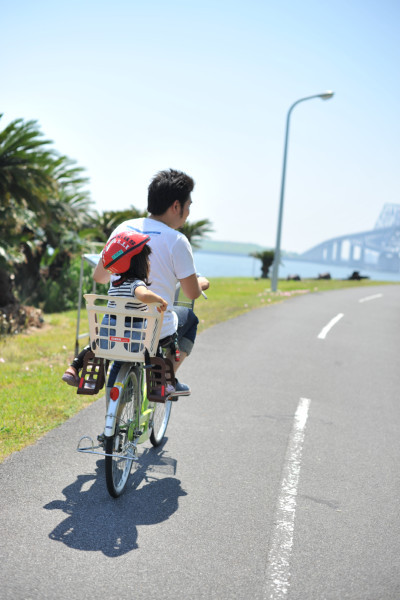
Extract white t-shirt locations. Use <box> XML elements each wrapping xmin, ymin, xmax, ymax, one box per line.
<box><xmin>107</xmin><ymin>217</ymin><xmax>196</xmax><ymax>337</ymax></box>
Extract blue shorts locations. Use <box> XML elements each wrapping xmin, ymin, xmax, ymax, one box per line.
<box><xmin>173</xmin><ymin>306</ymin><xmax>199</xmax><ymax>352</ymax></box>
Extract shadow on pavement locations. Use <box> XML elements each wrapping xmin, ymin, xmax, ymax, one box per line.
<box><xmin>44</xmin><ymin>443</ymin><xmax>186</xmax><ymax>557</ymax></box>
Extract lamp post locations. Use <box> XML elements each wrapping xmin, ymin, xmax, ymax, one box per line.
<box><xmin>270</xmin><ymin>91</ymin><xmax>334</xmax><ymax>292</ymax></box>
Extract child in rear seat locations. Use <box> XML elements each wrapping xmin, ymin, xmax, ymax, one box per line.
<box><xmin>62</xmin><ymin>230</ymin><xmax>167</xmax><ymax>388</ymax></box>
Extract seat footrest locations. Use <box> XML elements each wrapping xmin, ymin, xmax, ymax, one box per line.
<box><xmin>77</xmin><ymin>351</ymin><xmax>107</xmax><ymax>395</ymax></box>
<box><xmin>146</xmin><ymin>357</ymin><xmax>176</xmax><ymax>403</ymax></box>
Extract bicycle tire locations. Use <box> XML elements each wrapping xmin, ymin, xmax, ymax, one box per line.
<box><xmin>105</xmin><ymin>365</ymin><xmax>140</xmax><ymax>498</ymax></box>
<box><xmin>149</xmin><ymin>399</ymin><xmax>172</xmax><ymax>446</ymax></box>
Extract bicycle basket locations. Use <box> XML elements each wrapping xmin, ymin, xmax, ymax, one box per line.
<box><xmin>84</xmin><ymin>294</ymin><xmax>164</xmax><ymax>362</ymax></box>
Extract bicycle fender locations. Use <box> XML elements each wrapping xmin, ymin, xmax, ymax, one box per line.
<box><xmin>104</xmin><ymin>363</ymin><xmax>132</xmax><ymax>437</ymax></box>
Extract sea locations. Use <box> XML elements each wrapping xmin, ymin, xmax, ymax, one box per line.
<box><xmin>193</xmin><ymin>251</ymin><xmax>400</xmax><ymax>282</ymax></box>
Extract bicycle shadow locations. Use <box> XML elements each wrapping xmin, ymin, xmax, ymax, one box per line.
<box><xmin>44</xmin><ymin>442</ymin><xmax>186</xmax><ymax>557</ymax></box>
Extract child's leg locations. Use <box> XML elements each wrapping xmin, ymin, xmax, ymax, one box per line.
<box><xmin>72</xmin><ymin>345</ymin><xmax>91</xmax><ymax>372</ymax></box>
<box><xmin>62</xmin><ymin>345</ymin><xmax>91</xmax><ymax>386</ymax></box>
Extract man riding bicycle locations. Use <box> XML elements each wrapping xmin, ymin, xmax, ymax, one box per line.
<box><xmin>93</xmin><ymin>168</ymin><xmax>210</xmax><ymax>394</ymax></box>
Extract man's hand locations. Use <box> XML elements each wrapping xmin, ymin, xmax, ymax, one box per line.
<box><xmin>179</xmin><ymin>273</ymin><xmax>210</xmax><ymax>300</ymax></box>
<box><xmin>198</xmin><ymin>276</ymin><xmax>210</xmax><ymax>291</ymax></box>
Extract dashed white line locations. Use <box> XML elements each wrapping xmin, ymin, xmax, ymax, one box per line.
<box><xmin>265</xmin><ymin>397</ymin><xmax>311</xmax><ymax>600</ymax></box>
<box><xmin>359</xmin><ymin>293</ymin><xmax>383</xmax><ymax>303</ymax></box>
<box><xmin>317</xmin><ymin>313</ymin><xmax>344</xmax><ymax>339</ymax></box>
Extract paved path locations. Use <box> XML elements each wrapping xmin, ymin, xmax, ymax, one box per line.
<box><xmin>1</xmin><ymin>285</ymin><xmax>400</xmax><ymax>599</ymax></box>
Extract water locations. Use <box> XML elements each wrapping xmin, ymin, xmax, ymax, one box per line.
<box><xmin>193</xmin><ymin>251</ymin><xmax>400</xmax><ymax>282</ymax></box>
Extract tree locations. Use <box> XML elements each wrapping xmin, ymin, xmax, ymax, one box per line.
<box><xmin>0</xmin><ymin>114</ymin><xmax>93</xmax><ymax>318</ymax></box>
<box><xmin>82</xmin><ymin>206</ymin><xmax>148</xmax><ymax>243</ymax></box>
<box><xmin>250</xmin><ymin>249</ymin><xmax>275</xmax><ymax>279</ymax></box>
<box><xmin>179</xmin><ymin>219</ymin><xmax>214</xmax><ymax>249</ymax></box>
<box><xmin>0</xmin><ymin>115</ymin><xmax>56</xmax><ymax>215</ymax></box>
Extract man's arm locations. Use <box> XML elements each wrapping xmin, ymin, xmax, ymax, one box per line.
<box><xmin>179</xmin><ymin>274</ymin><xmax>210</xmax><ymax>300</ymax></box>
<box><xmin>93</xmin><ymin>259</ymin><xmax>111</xmax><ymax>284</ymax></box>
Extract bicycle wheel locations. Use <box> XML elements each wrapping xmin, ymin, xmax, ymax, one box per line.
<box><xmin>105</xmin><ymin>365</ymin><xmax>140</xmax><ymax>497</ymax></box>
<box><xmin>150</xmin><ymin>399</ymin><xmax>172</xmax><ymax>446</ymax></box>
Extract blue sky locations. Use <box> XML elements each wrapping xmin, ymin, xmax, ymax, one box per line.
<box><xmin>1</xmin><ymin>0</ymin><xmax>399</xmax><ymax>253</ymax></box>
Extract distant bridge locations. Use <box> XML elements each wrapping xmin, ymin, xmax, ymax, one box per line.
<box><xmin>298</xmin><ymin>204</ymin><xmax>400</xmax><ymax>273</ymax></box>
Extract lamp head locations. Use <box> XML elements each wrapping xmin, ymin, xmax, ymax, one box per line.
<box><xmin>319</xmin><ymin>91</ymin><xmax>334</xmax><ymax>100</ymax></box>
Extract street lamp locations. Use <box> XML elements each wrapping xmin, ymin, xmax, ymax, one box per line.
<box><xmin>270</xmin><ymin>91</ymin><xmax>335</xmax><ymax>292</ymax></box>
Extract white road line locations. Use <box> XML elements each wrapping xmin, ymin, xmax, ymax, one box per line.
<box><xmin>317</xmin><ymin>313</ymin><xmax>344</xmax><ymax>339</ymax></box>
<box><xmin>359</xmin><ymin>293</ymin><xmax>383</xmax><ymax>303</ymax></box>
<box><xmin>265</xmin><ymin>397</ymin><xmax>311</xmax><ymax>600</ymax></box>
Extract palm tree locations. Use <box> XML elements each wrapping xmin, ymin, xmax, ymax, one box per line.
<box><xmin>0</xmin><ymin>115</ymin><xmax>56</xmax><ymax>213</ymax></box>
<box><xmin>179</xmin><ymin>218</ymin><xmax>214</xmax><ymax>249</ymax></box>
<box><xmin>250</xmin><ymin>249</ymin><xmax>275</xmax><ymax>279</ymax></box>
<box><xmin>0</xmin><ymin>114</ymin><xmax>93</xmax><ymax>310</ymax></box>
<box><xmin>0</xmin><ymin>115</ymin><xmax>54</xmax><ymax>306</ymax></box>
<box><xmin>82</xmin><ymin>206</ymin><xmax>148</xmax><ymax>243</ymax></box>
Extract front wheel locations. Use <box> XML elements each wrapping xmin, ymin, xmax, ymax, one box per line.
<box><xmin>105</xmin><ymin>366</ymin><xmax>140</xmax><ymax>497</ymax></box>
<box><xmin>150</xmin><ymin>400</ymin><xmax>172</xmax><ymax>446</ymax></box>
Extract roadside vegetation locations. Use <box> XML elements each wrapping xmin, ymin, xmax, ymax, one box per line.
<box><xmin>0</xmin><ymin>114</ymin><xmax>212</xmax><ymax>330</ymax></box>
<box><xmin>1</xmin><ymin>276</ymin><xmax>396</xmax><ymax>462</ymax></box>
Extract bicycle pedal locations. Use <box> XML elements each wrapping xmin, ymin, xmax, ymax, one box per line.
<box><xmin>168</xmin><ymin>391</ymin><xmax>191</xmax><ymax>399</ymax></box>
<box><xmin>169</xmin><ymin>393</ymin><xmax>191</xmax><ymax>402</ymax></box>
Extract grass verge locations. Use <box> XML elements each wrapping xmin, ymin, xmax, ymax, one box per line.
<box><xmin>0</xmin><ymin>277</ymin><xmax>396</xmax><ymax>461</ymax></box>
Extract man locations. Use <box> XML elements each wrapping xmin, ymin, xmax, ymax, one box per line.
<box><xmin>93</xmin><ymin>168</ymin><xmax>210</xmax><ymax>393</ymax></box>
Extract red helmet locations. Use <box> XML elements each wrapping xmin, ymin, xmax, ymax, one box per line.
<box><xmin>102</xmin><ymin>230</ymin><xmax>151</xmax><ymax>274</ymax></box>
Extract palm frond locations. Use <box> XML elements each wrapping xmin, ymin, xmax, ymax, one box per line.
<box><xmin>179</xmin><ymin>218</ymin><xmax>214</xmax><ymax>249</ymax></box>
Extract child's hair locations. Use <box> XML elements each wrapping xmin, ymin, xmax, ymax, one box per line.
<box><xmin>112</xmin><ymin>244</ymin><xmax>152</xmax><ymax>287</ymax></box>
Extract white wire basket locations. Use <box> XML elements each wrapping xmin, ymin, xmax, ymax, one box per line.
<box><xmin>84</xmin><ymin>294</ymin><xmax>164</xmax><ymax>362</ymax></box>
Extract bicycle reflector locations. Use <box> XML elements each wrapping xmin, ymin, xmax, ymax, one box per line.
<box><xmin>110</xmin><ymin>387</ymin><xmax>120</xmax><ymax>401</ymax></box>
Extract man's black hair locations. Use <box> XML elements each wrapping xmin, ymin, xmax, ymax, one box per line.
<box><xmin>147</xmin><ymin>168</ymin><xmax>194</xmax><ymax>215</ymax></box>
<box><xmin>112</xmin><ymin>244</ymin><xmax>152</xmax><ymax>287</ymax></box>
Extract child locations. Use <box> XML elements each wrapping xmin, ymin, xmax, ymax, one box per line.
<box><xmin>62</xmin><ymin>230</ymin><xmax>167</xmax><ymax>386</ymax></box>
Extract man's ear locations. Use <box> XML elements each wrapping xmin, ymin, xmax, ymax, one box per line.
<box><xmin>171</xmin><ymin>200</ymin><xmax>180</xmax><ymax>213</ymax></box>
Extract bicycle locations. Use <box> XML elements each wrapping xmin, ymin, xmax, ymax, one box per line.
<box><xmin>77</xmin><ymin>293</ymin><xmax>182</xmax><ymax>498</ymax></box>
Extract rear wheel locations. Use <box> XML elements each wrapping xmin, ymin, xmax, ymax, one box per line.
<box><xmin>105</xmin><ymin>366</ymin><xmax>140</xmax><ymax>497</ymax></box>
<box><xmin>150</xmin><ymin>399</ymin><xmax>172</xmax><ymax>446</ymax></box>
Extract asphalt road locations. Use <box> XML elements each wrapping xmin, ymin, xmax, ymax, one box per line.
<box><xmin>1</xmin><ymin>285</ymin><xmax>399</xmax><ymax>600</ymax></box>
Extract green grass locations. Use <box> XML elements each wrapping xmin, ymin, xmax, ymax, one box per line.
<box><xmin>0</xmin><ymin>276</ymin><xmax>396</xmax><ymax>461</ymax></box>
<box><xmin>0</xmin><ymin>311</ymin><xmax>94</xmax><ymax>461</ymax></box>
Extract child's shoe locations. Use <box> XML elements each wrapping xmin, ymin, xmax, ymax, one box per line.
<box><xmin>61</xmin><ymin>368</ymin><xmax>79</xmax><ymax>387</ymax></box>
